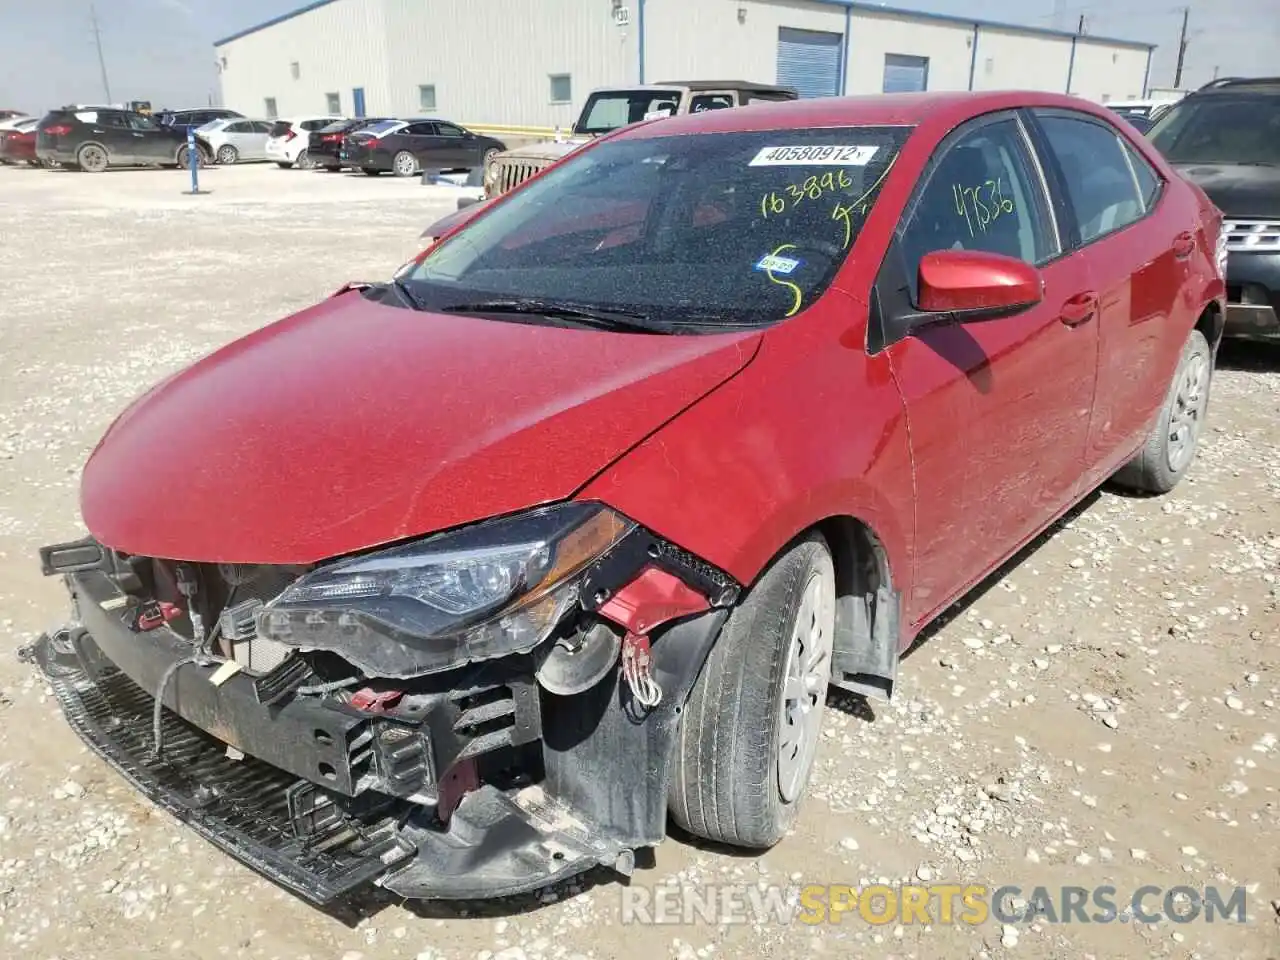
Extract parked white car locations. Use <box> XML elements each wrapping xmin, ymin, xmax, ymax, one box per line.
<box><xmin>264</xmin><ymin>116</ymin><xmax>344</xmax><ymax>169</ymax></box>
<box><xmin>197</xmin><ymin>117</ymin><xmax>274</xmax><ymax>164</ymax></box>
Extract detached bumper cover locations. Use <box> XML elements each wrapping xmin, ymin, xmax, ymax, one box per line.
<box><xmin>30</xmin><ymin>568</ymin><xmax>729</xmax><ymax>903</ymax></box>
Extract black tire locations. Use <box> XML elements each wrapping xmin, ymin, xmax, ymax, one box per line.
<box><xmin>362</xmin><ymin>167</ymin><xmax>382</xmax><ymax>176</ymax></box>
<box><xmin>76</xmin><ymin>143</ymin><xmax>108</xmax><ymax>173</ymax></box>
<box><xmin>276</xmin><ymin>161</ymin><xmax>292</xmax><ymax>169</ymax></box>
<box><xmin>176</xmin><ymin>146</ymin><xmax>203</xmax><ymax>169</ymax></box>
<box><xmin>669</xmin><ymin>533</ymin><xmax>836</xmax><ymax>848</ymax></box>
<box><xmin>295</xmin><ymin>149</ymin><xmax>312</xmax><ymax>169</ymax></box>
<box><xmin>1112</xmin><ymin>328</ymin><xmax>1212</xmax><ymax>494</ymax></box>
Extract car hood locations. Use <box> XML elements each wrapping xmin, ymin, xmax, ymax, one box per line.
<box><xmin>81</xmin><ymin>291</ymin><xmax>761</xmax><ymax>564</ymax></box>
<box><xmin>1173</xmin><ymin>162</ymin><xmax>1280</xmax><ymax>219</ymax></box>
<box><xmin>498</xmin><ymin>138</ymin><xmax>590</xmax><ymax>163</ymax></box>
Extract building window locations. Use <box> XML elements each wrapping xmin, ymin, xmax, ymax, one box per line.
<box><xmin>549</xmin><ymin>73</ymin><xmax>572</xmax><ymax>104</ymax></box>
<box><xmin>419</xmin><ymin>84</ymin><xmax>437</xmax><ymax>110</ymax></box>
<box><xmin>264</xmin><ymin>97</ymin><xmax>278</xmax><ymax>118</ymax></box>
<box><xmin>882</xmin><ymin>54</ymin><xmax>929</xmax><ymax>93</ymax></box>
<box><xmin>290</xmin><ymin>61</ymin><xmax>300</xmax><ymax>80</ymax></box>
<box><xmin>326</xmin><ymin>92</ymin><xmax>340</xmax><ymax>114</ymax></box>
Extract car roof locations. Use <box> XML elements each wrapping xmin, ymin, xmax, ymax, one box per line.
<box><xmin>280</xmin><ymin>115</ymin><xmax>344</xmax><ymax>122</ymax></box>
<box><xmin>613</xmin><ymin>89</ymin><xmax>1117</xmax><ymax>139</ymax></box>
<box><xmin>1191</xmin><ymin>77</ymin><xmax>1280</xmax><ymax>96</ymax></box>
<box><xmin>651</xmin><ymin>80</ymin><xmax>797</xmax><ymax>94</ymax></box>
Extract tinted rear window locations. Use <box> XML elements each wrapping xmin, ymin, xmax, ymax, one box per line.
<box><xmin>269</xmin><ymin>121</ymin><xmax>293</xmax><ymax>137</ymax></box>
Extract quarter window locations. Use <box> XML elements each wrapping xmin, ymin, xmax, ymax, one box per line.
<box><xmin>1036</xmin><ymin>114</ymin><xmax>1145</xmax><ymax>243</ymax></box>
<box><xmin>900</xmin><ymin>118</ymin><xmax>1056</xmax><ymax>290</ymax></box>
<box><xmin>1122</xmin><ymin>141</ymin><xmax>1162</xmax><ymax>210</ymax></box>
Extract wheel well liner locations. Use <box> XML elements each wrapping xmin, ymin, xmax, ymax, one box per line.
<box><xmin>815</xmin><ymin>516</ymin><xmax>901</xmax><ymax>701</ymax></box>
<box><xmin>1196</xmin><ymin>301</ymin><xmax>1224</xmax><ymax>352</ymax></box>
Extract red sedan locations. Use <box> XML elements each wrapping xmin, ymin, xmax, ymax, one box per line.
<box><xmin>0</xmin><ymin>120</ymin><xmax>38</xmax><ymax>165</ymax></box>
<box><xmin>32</xmin><ymin>91</ymin><xmax>1224</xmax><ymax>903</ymax></box>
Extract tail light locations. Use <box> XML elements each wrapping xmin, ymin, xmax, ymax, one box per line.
<box><xmin>321</xmin><ymin>133</ymin><xmax>342</xmax><ymax>142</ymax></box>
<box><xmin>43</xmin><ymin>124</ymin><xmax>72</xmax><ymax>136</ymax></box>
<box><xmin>284</xmin><ymin>130</ymin><xmax>297</xmax><ymax>142</ymax></box>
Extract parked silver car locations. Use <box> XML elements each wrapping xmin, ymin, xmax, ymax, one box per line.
<box><xmin>196</xmin><ymin>118</ymin><xmax>273</xmax><ymax>165</ymax></box>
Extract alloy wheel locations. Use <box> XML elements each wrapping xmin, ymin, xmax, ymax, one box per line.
<box><xmin>776</xmin><ymin>569</ymin><xmax>835</xmax><ymax>802</ymax></box>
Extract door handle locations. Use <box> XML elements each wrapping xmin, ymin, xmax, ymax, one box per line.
<box><xmin>1173</xmin><ymin>231</ymin><xmax>1195</xmax><ymax>259</ymax></box>
<box><xmin>132</xmin><ymin>133</ymin><xmax>144</xmax><ymax>138</ymax></box>
<box><xmin>1060</xmin><ymin>291</ymin><xmax>1098</xmax><ymax>327</ymax></box>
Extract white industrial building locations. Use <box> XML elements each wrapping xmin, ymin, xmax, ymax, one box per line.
<box><xmin>214</xmin><ymin>0</ymin><xmax>1156</xmax><ymax>129</ymax></box>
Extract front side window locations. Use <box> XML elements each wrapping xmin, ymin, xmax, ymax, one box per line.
<box><xmin>126</xmin><ymin>114</ymin><xmax>157</xmax><ymax>131</ymax></box>
<box><xmin>1036</xmin><ymin>113</ymin><xmax>1144</xmax><ymax>243</ymax></box>
<box><xmin>435</xmin><ymin>122</ymin><xmax>465</xmax><ymax>137</ymax></box>
<box><xmin>1148</xmin><ymin>96</ymin><xmax>1280</xmax><ymax>166</ymax></box>
<box><xmin>575</xmin><ymin>90</ymin><xmax>683</xmax><ymax>133</ymax></box>
<box><xmin>549</xmin><ymin>74</ymin><xmax>572</xmax><ymax>104</ymax></box>
<box><xmin>403</xmin><ymin>126</ymin><xmax>912</xmax><ymax>329</ymax></box>
<box><xmin>900</xmin><ymin>118</ymin><xmax>1056</xmax><ymax>286</ymax></box>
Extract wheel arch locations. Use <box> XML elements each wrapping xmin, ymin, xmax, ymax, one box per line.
<box><xmin>1195</xmin><ymin>299</ymin><xmax>1224</xmax><ymax>354</ymax></box>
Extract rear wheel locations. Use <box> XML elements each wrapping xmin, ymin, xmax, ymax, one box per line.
<box><xmin>392</xmin><ymin>150</ymin><xmax>420</xmax><ymax>177</ymax></box>
<box><xmin>276</xmin><ymin>161</ymin><xmax>292</xmax><ymax>169</ymax></box>
<box><xmin>669</xmin><ymin>533</ymin><xmax>835</xmax><ymax>848</ymax></box>
<box><xmin>76</xmin><ymin>143</ymin><xmax>108</xmax><ymax>173</ymax></box>
<box><xmin>215</xmin><ymin>144</ymin><xmax>238</xmax><ymax>165</ymax></box>
<box><xmin>1111</xmin><ymin>328</ymin><xmax>1212</xmax><ymax>494</ymax></box>
<box><xmin>295</xmin><ymin>149</ymin><xmax>313</xmax><ymax>169</ymax></box>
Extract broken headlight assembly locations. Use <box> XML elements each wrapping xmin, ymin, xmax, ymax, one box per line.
<box><xmin>257</xmin><ymin>502</ymin><xmax>634</xmax><ymax>678</ymax></box>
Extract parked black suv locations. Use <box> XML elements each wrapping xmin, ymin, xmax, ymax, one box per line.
<box><xmin>36</xmin><ymin>106</ymin><xmax>201</xmax><ymax>172</ymax></box>
<box><xmin>1149</xmin><ymin>78</ymin><xmax>1280</xmax><ymax>340</ymax></box>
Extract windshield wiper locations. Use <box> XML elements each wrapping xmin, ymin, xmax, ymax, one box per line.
<box><xmin>439</xmin><ymin>298</ymin><xmax>675</xmax><ymax>333</ymax></box>
<box><xmin>391</xmin><ymin>277</ymin><xmax>428</xmax><ymax>311</ymax></box>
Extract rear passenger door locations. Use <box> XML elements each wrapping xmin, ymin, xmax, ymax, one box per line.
<box><xmin>877</xmin><ymin>111</ymin><xmax>1099</xmax><ymax>625</ymax></box>
<box><xmin>403</xmin><ymin>121</ymin><xmax>447</xmax><ymax>167</ymax></box>
<box><xmin>1028</xmin><ymin>109</ymin><xmax>1192</xmax><ymax>489</ymax></box>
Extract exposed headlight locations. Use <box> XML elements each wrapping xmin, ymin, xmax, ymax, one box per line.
<box><xmin>1215</xmin><ymin>224</ymin><xmax>1229</xmax><ymax>279</ymax></box>
<box><xmin>258</xmin><ymin>502</ymin><xmax>633</xmax><ymax>677</ymax></box>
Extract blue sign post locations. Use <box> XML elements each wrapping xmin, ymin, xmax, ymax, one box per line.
<box><xmin>184</xmin><ymin>127</ymin><xmax>204</xmax><ymax>195</ymax></box>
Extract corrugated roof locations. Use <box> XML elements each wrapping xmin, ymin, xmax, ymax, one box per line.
<box><xmin>214</xmin><ymin>0</ymin><xmax>1154</xmax><ymax>51</ymax></box>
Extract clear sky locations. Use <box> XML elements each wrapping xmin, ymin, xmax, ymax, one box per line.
<box><xmin>0</xmin><ymin>0</ymin><xmax>1274</xmax><ymax>114</ymax></box>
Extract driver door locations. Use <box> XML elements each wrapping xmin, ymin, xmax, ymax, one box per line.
<box><xmin>876</xmin><ymin>111</ymin><xmax>1099</xmax><ymax>626</ymax></box>
<box><xmin>127</xmin><ymin>113</ymin><xmax>173</xmax><ymax>163</ymax></box>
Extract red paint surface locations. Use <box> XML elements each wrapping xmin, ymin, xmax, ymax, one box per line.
<box><xmin>83</xmin><ymin>90</ymin><xmax>1222</xmax><ymax>650</ymax></box>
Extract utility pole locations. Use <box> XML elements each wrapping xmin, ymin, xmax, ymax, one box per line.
<box><xmin>90</xmin><ymin>2</ymin><xmax>113</xmax><ymax>104</ymax></box>
<box><xmin>1077</xmin><ymin>13</ymin><xmax>1086</xmax><ymax>35</ymax></box>
<box><xmin>1173</xmin><ymin>6</ymin><xmax>1190</xmax><ymax>89</ymax></box>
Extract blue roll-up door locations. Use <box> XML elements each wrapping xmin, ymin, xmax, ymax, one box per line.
<box><xmin>777</xmin><ymin>28</ymin><xmax>843</xmax><ymax>98</ymax></box>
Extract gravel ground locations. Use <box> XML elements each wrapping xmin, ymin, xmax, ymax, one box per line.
<box><xmin>0</xmin><ymin>162</ymin><xmax>1277</xmax><ymax>960</ymax></box>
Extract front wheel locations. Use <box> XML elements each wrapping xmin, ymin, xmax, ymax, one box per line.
<box><xmin>1111</xmin><ymin>328</ymin><xmax>1212</xmax><ymax>494</ymax></box>
<box><xmin>669</xmin><ymin>533</ymin><xmax>836</xmax><ymax>848</ymax></box>
<box><xmin>176</xmin><ymin>146</ymin><xmax>203</xmax><ymax>169</ymax></box>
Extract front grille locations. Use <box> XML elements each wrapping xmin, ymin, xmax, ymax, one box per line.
<box><xmin>1223</xmin><ymin>220</ymin><xmax>1280</xmax><ymax>253</ymax></box>
<box><xmin>45</xmin><ymin>656</ymin><xmax>414</xmax><ymax>903</ymax></box>
<box><xmin>496</xmin><ymin>159</ymin><xmax>547</xmax><ymax>195</ymax></box>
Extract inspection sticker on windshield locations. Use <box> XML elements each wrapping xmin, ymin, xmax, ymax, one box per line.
<box><xmin>754</xmin><ymin>253</ymin><xmax>802</xmax><ymax>275</ymax></box>
<box><xmin>749</xmin><ymin>145</ymin><xmax>879</xmax><ymax>167</ymax></box>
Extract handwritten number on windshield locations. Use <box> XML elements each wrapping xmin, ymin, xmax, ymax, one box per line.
<box><xmin>831</xmin><ymin>154</ymin><xmax>898</xmax><ymax>249</ymax></box>
<box><xmin>763</xmin><ymin>243</ymin><xmax>804</xmax><ymax>318</ymax></box>
<box><xmin>761</xmin><ymin>169</ymin><xmax>854</xmax><ymax>217</ymax></box>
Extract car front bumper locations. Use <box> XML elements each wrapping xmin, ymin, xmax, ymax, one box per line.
<box><xmin>1224</xmin><ymin>250</ymin><xmax>1280</xmax><ymax>340</ymax></box>
<box><xmin>27</xmin><ymin>562</ymin><xmax>729</xmax><ymax>904</ymax></box>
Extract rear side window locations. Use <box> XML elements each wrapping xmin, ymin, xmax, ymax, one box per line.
<box><xmin>1035</xmin><ymin>113</ymin><xmax>1145</xmax><ymax>244</ymax></box>
<box><xmin>268</xmin><ymin>121</ymin><xmax>293</xmax><ymax>138</ymax></box>
<box><xmin>900</xmin><ymin>117</ymin><xmax>1057</xmax><ymax>283</ymax></box>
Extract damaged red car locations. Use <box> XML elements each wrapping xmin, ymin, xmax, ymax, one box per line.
<box><xmin>28</xmin><ymin>90</ymin><xmax>1224</xmax><ymax>905</ymax></box>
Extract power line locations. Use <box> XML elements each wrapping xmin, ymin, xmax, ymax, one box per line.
<box><xmin>90</xmin><ymin>2</ymin><xmax>112</xmax><ymax>103</ymax></box>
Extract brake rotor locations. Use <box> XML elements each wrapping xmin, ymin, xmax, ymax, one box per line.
<box><xmin>535</xmin><ymin>622</ymin><xmax>622</xmax><ymax>696</ymax></box>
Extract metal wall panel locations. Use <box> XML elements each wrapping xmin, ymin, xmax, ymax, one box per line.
<box><xmin>970</xmin><ymin>28</ymin><xmax>1073</xmax><ymax>93</ymax></box>
<box><xmin>216</xmin><ymin>0</ymin><xmax>392</xmax><ymax>119</ymax></box>
<box><xmin>1067</xmin><ymin>42</ymin><xmax>1151</xmax><ymax>103</ymax></box>
<box><xmin>776</xmin><ymin>27</ymin><xmax>843</xmax><ymax>98</ymax></box>
<box><xmin>845</xmin><ymin>11</ymin><xmax>973</xmax><ymax>93</ymax></box>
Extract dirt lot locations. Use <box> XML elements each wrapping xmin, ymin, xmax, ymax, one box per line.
<box><xmin>0</xmin><ymin>162</ymin><xmax>1276</xmax><ymax>960</ymax></box>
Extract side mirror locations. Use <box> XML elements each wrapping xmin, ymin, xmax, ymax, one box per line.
<box><xmin>916</xmin><ymin>249</ymin><xmax>1043</xmax><ymax>322</ymax></box>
